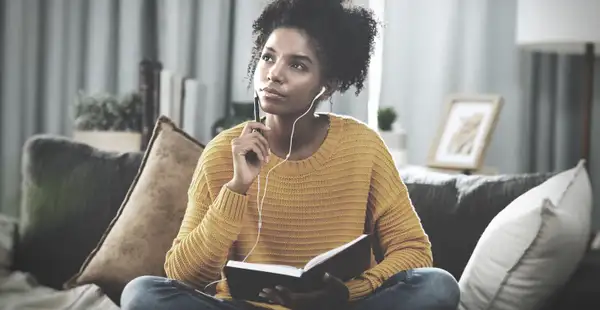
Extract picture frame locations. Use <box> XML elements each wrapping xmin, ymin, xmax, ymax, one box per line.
<box><xmin>427</xmin><ymin>94</ymin><xmax>503</xmax><ymax>171</ymax></box>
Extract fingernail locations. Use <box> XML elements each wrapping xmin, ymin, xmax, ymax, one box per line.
<box><xmin>259</xmin><ymin>292</ymin><xmax>266</xmax><ymax>298</ymax></box>
<box><xmin>262</xmin><ymin>288</ymin><xmax>270</xmax><ymax>293</ymax></box>
<box><xmin>266</xmin><ymin>156</ymin><xmax>270</xmax><ymax>162</ymax></box>
<box><xmin>266</xmin><ymin>126</ymin><xmax>272</xmax><ymax>130</ymax></box>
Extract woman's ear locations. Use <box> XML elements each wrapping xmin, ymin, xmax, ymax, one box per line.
<box><xmin>321</xmin><ymin>81</ymin><xmax>338</xmax><ymax>100</ymax></box>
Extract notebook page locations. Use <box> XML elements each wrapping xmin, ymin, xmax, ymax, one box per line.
<box><xmin>226</xmin><ymin>261</ymin><xmax>304</xmax><ymax>278</ymax></box>
<box><xmin>303</xmin><ymin>234</ymin><xmax>367</xmax><ymax>271</ymax></box>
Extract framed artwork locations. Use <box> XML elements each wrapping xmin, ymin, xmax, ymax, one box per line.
<box><xmin>427</xmin><ymin>94</ymin><xmax>503</xmax><ymax>171</ymax></box>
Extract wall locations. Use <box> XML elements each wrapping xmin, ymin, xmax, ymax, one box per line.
<box><xmin>379</xmin><ymin>0</ymin><xmax>524</xmax><ymax>174</ymax></box>
<box><xmin>379</xmin><ymin>0</ymin><xmax>600</xmax><ymax>229</ymax></box>
<box><xmin>230</xmin><ymin>0</ymin><xmax>268</xmax><ymax>103</ymax></box>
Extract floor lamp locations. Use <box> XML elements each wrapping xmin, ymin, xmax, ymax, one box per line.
<box><xmin>516</xmin><ymin>0</ymin><xmax>600</xmax><ymax>164</ymax></box>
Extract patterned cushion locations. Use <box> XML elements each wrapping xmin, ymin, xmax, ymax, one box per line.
<box><xmin>65</xmin><ymin>116</ymin><xmax>205</xmax><ymax>305</ymax></box>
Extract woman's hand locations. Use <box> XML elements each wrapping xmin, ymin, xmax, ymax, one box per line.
<box><xmin>227</xmin><ymin>121</ymin><xmax>271</xmax><ymax>194</ymax></box>
<box><xmin>259</xmin><ymin>273</ymin><xmax>350</xmax><ymax>310</ymax></box>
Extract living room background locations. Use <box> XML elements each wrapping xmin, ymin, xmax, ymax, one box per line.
<box><xmin>0</xmin><ymin>0</ymin><xmax>599</xmax><ymax>228</ymax></box>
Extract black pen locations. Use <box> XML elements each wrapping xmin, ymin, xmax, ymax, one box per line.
<box><xmin>253</xmin><ymin>92</ymin><xmax>262</xmax><ymax>135</ymax></box>
<box><xmin>246</xmin><ymin>92</ymin><xmax>262</xmax><ymax>163</ymax></box>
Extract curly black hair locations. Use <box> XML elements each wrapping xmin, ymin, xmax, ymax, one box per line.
<box><xmin>246</xmin><ymin>0</ymin><xmax>380</xmax><ymax>96</ymax></box>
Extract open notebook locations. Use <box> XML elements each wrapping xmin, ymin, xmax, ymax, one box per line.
<box><xmin>223</xmin><ymin>234</ymin><xmax>371</xmax><ymax>302</ymax></box>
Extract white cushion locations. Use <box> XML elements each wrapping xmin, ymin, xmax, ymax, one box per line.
<box><xmin>458</xmin><ymin>160</ymin><xmax>593</xmax><ymax>310</ymax></box>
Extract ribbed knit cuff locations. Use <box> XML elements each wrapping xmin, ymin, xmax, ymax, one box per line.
<box><xmin>212</xmin><ymin>185</ymin><xmax>249</xmax><ymax>221</ymax></box>
<box><xmin>345</xmin><ymin>278</ymin><xmax>376</xmax><ymax>301</ymax></box>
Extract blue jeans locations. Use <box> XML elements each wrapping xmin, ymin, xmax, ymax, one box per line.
<box><xmin>121</xmin><ymin>267</ymin><xmax>460</xmax><ymax>310</ymax></box>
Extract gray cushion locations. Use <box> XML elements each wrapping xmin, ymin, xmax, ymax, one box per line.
<box><xmin>400</xmin><ymin>168</ymin><xmax>556</xmax><ymax>280</ymax></box>
<box><xmin>14</xmin><ymin>135</ymin><xmax>143</xmax><ymax>289</ymax></box>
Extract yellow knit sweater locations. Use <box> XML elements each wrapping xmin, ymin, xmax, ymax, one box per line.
<box><xmin>164</xmin><ymin>114</ymin><xmax>432</xmax><ymax>309</ymax></box>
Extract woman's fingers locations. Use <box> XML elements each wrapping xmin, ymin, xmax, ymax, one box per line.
<box><xmin>252</xmin><ymin>132</ymin><xmax>270</xmax><ymax>161</ymax></box>
<box><xmin>241</xmin><ymin>121</ymin><xmax>271</xmax><ymax>136</ymax></box>
<box><xmin>260</xmin><ymin>288</ymin><xmax>286</xmax><ymax>305</ymax></box>
<box><xmin>232</xmin><ymin>133</ymin><xmax>270</xmax><ymax>162</ymax></box>
<box><xmin>234</xmin><ymin>122</ymin><xmax>271</xmax><ymax>163</ymax></box>
<box><xmin>246</xmin><ymin>143</ymin><xmax>265</xmax><ymax>162</ymax></box>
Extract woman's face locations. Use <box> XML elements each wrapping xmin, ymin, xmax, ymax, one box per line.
<box><xmin>254</xmin><ymin>27</ymin><xmax>325</xmax><ymax>117</ymax></box>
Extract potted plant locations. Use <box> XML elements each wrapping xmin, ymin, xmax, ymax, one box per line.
<box><xmin>378</xmin><ymin>107</ymin><xmax>397</xmax><ymax>132</ymax></box>
<box><xmin>72</xmin><ymin>91</ymin><xmax>143</xmax><ymax>152</ymax></box>
<box><xmin>377</xmin><ymin>106</ymin><xmax>408</xmax><ymax>167</ymax></box>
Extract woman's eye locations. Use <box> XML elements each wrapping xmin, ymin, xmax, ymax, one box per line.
<box><xmin>261</xmin><ymin>54</ymin><xmax>273</xmax><ymax>62</ymax></box>
<box><xmin>291</xmin><ymin>63</ymin><xmax>306</xmax><ymax>71</ymax></box>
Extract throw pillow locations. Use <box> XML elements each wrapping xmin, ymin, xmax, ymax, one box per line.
<box><xmin>14</xmin><ymin>135</ymin><xmax>143</xmax><ymax>289</ymax></box>
<box><xmin>458</xmin><ymin>160</ymin><xmax>593</xmax><ymax>310</ymax></box>
<box><xmin>65</xmin><ymin>116</ymin><xmax>205</xmax><ymax>305</ymax></box>
<box><xmin>399</xmin><ymin>168</ymin><xmax>554</xmax><ymax>280</ymax></box>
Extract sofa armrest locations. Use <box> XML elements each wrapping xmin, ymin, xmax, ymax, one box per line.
<box><xmin>544</xmin><ymin>248</ymin><xmax>600</xmax><ymax>310</ymax></box>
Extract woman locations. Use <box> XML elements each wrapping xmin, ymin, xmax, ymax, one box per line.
<box><xmin>121</xmin><ymin>0</ymin><xmax>460</xmax><ymax>309</ymax></box>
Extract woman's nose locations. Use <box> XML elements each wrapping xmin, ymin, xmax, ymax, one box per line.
<box><xmin>267</xmin><ymin>61</ymin><xmax>284</xmax><ymax>84</ymax></box>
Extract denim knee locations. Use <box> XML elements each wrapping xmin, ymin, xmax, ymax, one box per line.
<box><xmin>121</xmin><ymin>275</ymin><xmax>166</xmax><ymax>310</ymax></box>
<box><xmin>351</xmin><ymin>268</ymin><xmax>460</xmax><ymax>310</ymax></box>
<box><xmin>416</xmin><ymin>268</ymin><xmax>461</xmax><ymax>309</ymax></box>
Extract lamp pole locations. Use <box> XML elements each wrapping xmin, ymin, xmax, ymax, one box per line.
<box><xmin>582</xmin><ymin>43</ymin><xmax>595</xmax><ymax>164</ymax></box>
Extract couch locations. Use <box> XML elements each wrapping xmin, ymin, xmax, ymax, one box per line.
<box><xmin>0</xmin><ymin>117</ymin><xmax>596</xmax><ymax>309</ymax></box>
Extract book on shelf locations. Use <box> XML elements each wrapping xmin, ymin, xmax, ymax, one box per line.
<box><xmin>182</xmin><ymin>79</ymin><xmax>206</xmax><ymax>141</ymax></box>
<box><xmin>223</xmin><ymin>234</ymin><xmax>371</xmax><ymax>303</ymax></box>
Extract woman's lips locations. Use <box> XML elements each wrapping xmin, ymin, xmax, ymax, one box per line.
<box><xmin>261</xmin><ymin>89</ymin><xmax>285</xmax><ymax>100</ymax></box>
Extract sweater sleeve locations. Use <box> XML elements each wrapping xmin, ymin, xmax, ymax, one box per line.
<box><xmin>164</xmin><ymin>154</ymin><xmax>248</xmax><ymax>288</ymax></box>
<box><xmin>344</xmin><ymin>138</ymin><xmax>433</xmax><ymax>301</ymax></box>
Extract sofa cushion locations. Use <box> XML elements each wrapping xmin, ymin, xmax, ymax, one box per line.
<box><xmin>399</xmin><ymin>167</ymin><xmax>555</xmax><ymax>281</ymax></box>
<box><xmin>65</xmin><ymin>116</ymin><xmax>205</xmax><ymax>305</ymax></box>
<box><xmin>14</xmin><ymin>135</ymin><xmax>143</xmax><ymax>289</ymax></box>
<box><xmin>458</xmin><ymin>160</ymin><xmax>592</xmax><ymax>310</ymax></box>
<box><xmin>0</xmin><ymin>271</ymin><xmax>119</xmax><ymax>310</ymax></box>
<box><xmin>0</xmin><ymin>214</ymin><xmax>17</xmax><ymax>276</ymax></box>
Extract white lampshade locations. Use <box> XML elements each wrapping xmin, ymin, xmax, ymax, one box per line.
<box><xmin>516</xmin><ymin>0</ymin><xmax>600</xmax><ymax>55</ymax></box>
